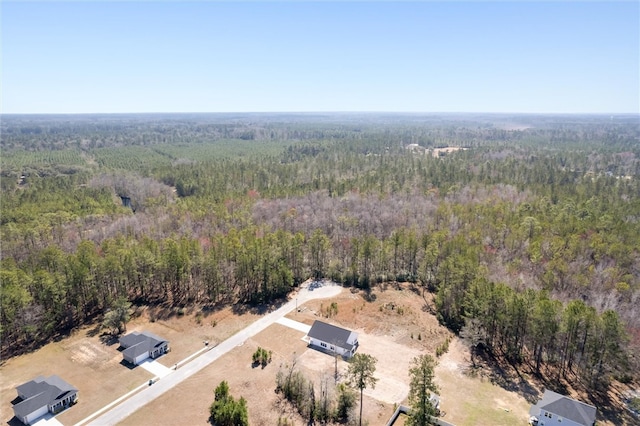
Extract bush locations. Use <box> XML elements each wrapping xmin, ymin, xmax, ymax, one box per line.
<box><xmin>209</xmin><ymin>381</ymin><xmax>248</xmax><ymax>426</ymax></box>
<box><xmin>252</xmin><ymin>347</ymin><xmax>272</xmax><ymax>368</ymax></box>
<box><xmin>436</xmin><ymin>337</ymin><xmax>451</xmax><ymax>358</ymax></box>
<box><xmin>334</xmin><ymin>383</ymin><xmax>356</xmax><ymax>423</ymax></box>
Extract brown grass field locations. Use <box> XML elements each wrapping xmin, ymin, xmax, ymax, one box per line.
<box><xmin>2</xmin><ymin>283</ymin><xmax>635</xmax><ymax>426</ymax></box>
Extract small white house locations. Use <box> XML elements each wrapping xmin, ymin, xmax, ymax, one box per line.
<box><xmin>307</xmin><ymin>320</ymin><xmax>359</xmax><ymax>358</ymax></box>
<box><xmin>119</xmin><ymin>331</ymin><xmax>169</xmax><ymax>365</ymax></box>
<box><xmin>529</xmin><ymin>389</ymin><xmax>596</xmax><ymax>426</ymax></box>
<box><xmin>13</xmin><ymin>375</ymin><xmax>78</xmax><ymax>425</ymax></box>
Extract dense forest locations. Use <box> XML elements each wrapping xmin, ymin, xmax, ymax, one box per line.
<box><xmin>1</xmin><ymin>113</ymin><xmax>639</xmax><ymax>393</ymax></box>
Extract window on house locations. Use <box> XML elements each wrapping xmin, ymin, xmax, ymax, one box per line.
<box><xmin>320</xmin><ymin>342</ymin><xmax>327</xmax><ymax>348</ymax></box>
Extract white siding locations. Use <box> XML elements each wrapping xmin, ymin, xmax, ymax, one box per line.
<box><xmin>309</xmin><ymin>337</ymin><xmax>352</xmax><ymax>358</ymax></box>
<box><xmin>538</xmin><ymin>411</ymin><xmax>585</xmax><ymax>426</ymax></box>
<box><xmin>134</xmin><ymin>352</ymin><xmax>149</xmax><ymax>365</ymax></box>
<box><xmin>23</xmin><ymin>405</ymin><xmax>48</xmax><ymax>425</ymax></box>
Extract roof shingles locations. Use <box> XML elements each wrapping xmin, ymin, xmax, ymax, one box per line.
<box><xmin>13</xmin><ymin>375</ymin><xmax>77</xmax><ymax>421</ymax></box>
<box><xmin>530</xmin><ymin>390</ymin><xmax>596</xmax><ymax>426</ymax></box>
<box><xmin>308</xmin><ymin>320</ymin><xmax>356</xmax><ymax>351</ymax></box>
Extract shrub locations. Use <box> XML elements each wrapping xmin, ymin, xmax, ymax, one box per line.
<box><xmin>436</xmin><ymin>337</ymin><xmax>451</xmax><ymax>358</ymax></box>
<box><xmin>252</xmin><ymin>347</ymin><xmax>272</xmax><ymax>368</ymax></box>
<box><xmin>209</xmin><ymin>381</ymin><xmax>248</xmax><ymax>426</ymax></box>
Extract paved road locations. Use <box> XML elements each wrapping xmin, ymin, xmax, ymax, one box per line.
<box><xmin>86</xmin><ymin>281</ymin><xmax>341</xmax><ymax>426</ymax></box>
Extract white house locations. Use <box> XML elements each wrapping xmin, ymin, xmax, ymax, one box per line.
<box><xmin>529</xmin><ymin>389</ymin><xmax>597</xmax><ymax>426</ymax></box>
<box><xmin>13</xmin><ymin>375</ymin><xmax>78</xmax><ymax>425</ymax></box>
<box><xmin>307</xmin><ymin>320</ymin><xmax>358</xmax><ymax>358</ymax></box>
<box><xmin>119</xmin><ymin>331</ymin><xmax>169</xmax><ymax>365</ymax></box>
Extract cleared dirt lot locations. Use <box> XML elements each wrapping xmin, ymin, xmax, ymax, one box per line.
<box><xmin>434</xmin><ymin>338</ymin><xmax>531</xmax><ymax>426</ymax></box>
<box><xmin>7</xmin><ymin>283</ymin><xmax>616</xmax><ymax>426</ymax></box>
<box><xmin>117</xmin><ymin>285</ymin><xmax>451</xmax><ymax>425</ymax></box>
<box><xmin>1</xmin><ymin>328</ymin><xmax>150</xmax><ymax>426</ymax></box>
<box><xmin>119</xmin><ymin>321</ymin><xmax>394</xmax><ymax>426</ymax></box>
<box><xmin>0</xmin><ymin>305</ymin><xmax>261</xmax><ymax>426</ymax></box>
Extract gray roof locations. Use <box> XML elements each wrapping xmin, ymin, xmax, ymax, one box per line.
<box><xmin>308</xmin><ymin>320</ymin><xmax>356</xmax><ymax>351</ymax></box>
<box><xmin>13</xmin><ymin>375</ymin><xmax>77</xmax><ymax>419</ymax></box>
<box><xmin>530</xmin><ymin>390</ymin><xmax>596</xmax><ymax>426</ymax></box>
<box><xmin>119</xmin><ymin>331</ymin><xmax>168</xmax><ymax>360</ymax></box>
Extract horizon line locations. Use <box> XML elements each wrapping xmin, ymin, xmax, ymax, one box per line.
<box><xmin>2</xmin><ymin>111</ymin><xmax>639</xmax><ymax>116</ymax></box>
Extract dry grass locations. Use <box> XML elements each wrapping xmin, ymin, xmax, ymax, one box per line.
<box><xmin>435</xmin><ymin>338</ymin><xmax>531</xmax><ymax>426</ymax></box>
<box><xmin>0</xmin><ymin>305</ymin><xmax>261</xmax><ymax>426</ymax></box>
<box><xmin>3</xmin><ymin>284</ymin><xmax>630</xmax><ymax>426</ymax></box>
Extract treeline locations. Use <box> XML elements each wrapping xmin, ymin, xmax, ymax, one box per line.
<box><xmin>460</xmin><ymin>281</ymin><xmax>628</xmax><ymax>389</ymax></box>
<box><xmin>3</xmin><ymin>113</ymin><xmax>638</xmax><ymax>154</ymax></box>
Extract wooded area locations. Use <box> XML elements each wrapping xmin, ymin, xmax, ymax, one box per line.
<box><xmin>1</xmin><ymin>113</ymin><xmax>638</xmax><ymax>392</ymax></box>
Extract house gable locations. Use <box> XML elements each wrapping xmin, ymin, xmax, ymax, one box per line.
<box><xmin>530</xmin><ymin>390</ymin><xmax>596</xmax><ymax>426</ymax></box>
<box><xmin>119</xmin><ymin>331</ymin><xmax>169</xmax><ymax>364</ymax></box>
<box><xmin>13</xmin><ymin>375</ymin><xmax>78</xmax><ymax>425</ymax></box>
<box><xmin>307</xmin><ymin>320</ymin><xmax>358</xmax><ymax>356</ymax></box>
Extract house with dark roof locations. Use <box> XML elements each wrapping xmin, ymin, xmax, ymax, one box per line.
<box><xmin>12</xmin><ymin>375</ymin><xmax>78</xmax><ymax>425</ymax></box>
<box><xmin>529</xmin><ymin>389</ymin><xmax>596</xmax><ymax>426</ymax></box>
<box><xmin>307</xmin><ymin>320</ymin><xmax>358</xmax><ymax>358</ymax></box>
<box><xmin>119</xmin><ymin>331</ymin><xmax>169</xmax><ymax>365</ymax></box>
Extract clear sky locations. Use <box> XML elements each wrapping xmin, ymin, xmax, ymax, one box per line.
<box><xmin>1</xmin><ymin>1</ymin><xmax>638</xmax><ymax>114</ymax></box>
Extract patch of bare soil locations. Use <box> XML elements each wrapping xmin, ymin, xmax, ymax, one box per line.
<box><xmin>1</xmin><ymin>328</ymin><xmax>151</xmax><ymax>426</ymax></box>
<box><xmin>0</xmin><ymin>304</ymin><xmax>262</xmax><ymax>426</ymax></box>
<box><xmin>289</xmin><ymin>283</ymin><xmax>452</xmax><ymax>353</ymax></box>
<box><xmin>122</xmin><ymin>285</ymin><xmax>451</xmax><ymax>426</ymax></box>
<box><xmin>431</xmin><ymin>147</ymin><xmax>468</xmax><ymax>157</ymax></box>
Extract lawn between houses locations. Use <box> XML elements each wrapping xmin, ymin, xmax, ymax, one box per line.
<box><xmin>2</xmin><ymin>284</ymin><xmax>622</xmax><ymax>426</ymax></box>
<box><xmin>0</xmin><ymin>305</ymin><xmax>263</xmax><ymax>426</ymax></box>
<box><xmin>114</xmin><ymin>285</ymin><xmax>533</xmax><ymax>426</ymax></box>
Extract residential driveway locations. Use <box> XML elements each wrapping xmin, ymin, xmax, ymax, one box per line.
<box><xmin>138</xmin><ymin>358</ymin><xmax>172</xmax><ymax>378</ymax></box>
<box><xmin>85</xmin><ymin>281</ymin><xmax>342</xmax><ymax>426</ymax></box>
<box><xmin>32</xmin><ymin>413</ymin><xmax>64</xmax><ymax>426</ymax></box>
<box><xmin>276</xmin><ymin>317</ymin><xmax>312</xmax><ymax>334</ymax></box>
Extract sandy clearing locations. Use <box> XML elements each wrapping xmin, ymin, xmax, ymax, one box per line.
<box><xmin>356</xmin><ymin>332</ymin><xmax>422</xmax><ymax>404</ymax></box>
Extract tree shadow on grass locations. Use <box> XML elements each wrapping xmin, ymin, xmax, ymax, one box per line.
<box><xmin>470</xmin><ymin>349</ymin><xmax>541</xmax><ymax>404</ymax></box>
<box><xmin>587</xmin><ymin>386</ymin><xmax>639</xmax><ymax>426</ymax></box>
<box><xmin>99</xmin><ymin>333</ymin><xmax>120</xmax><ymax>346</ymax></box>
<box><xmin>231</xmin><ymin>297</ymin><xmax>290</xmax><ymax>316</ymax></box>
<box><xmin>86</xmin><ymin>323</ymin><xmax>102</xmax><ymax>338</ymax></box>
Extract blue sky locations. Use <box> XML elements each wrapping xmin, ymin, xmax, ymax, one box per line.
<box><xmin>2</xmin><ymin>1</ymin><xmax>638</xmax><ymax>114</ymax></box>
